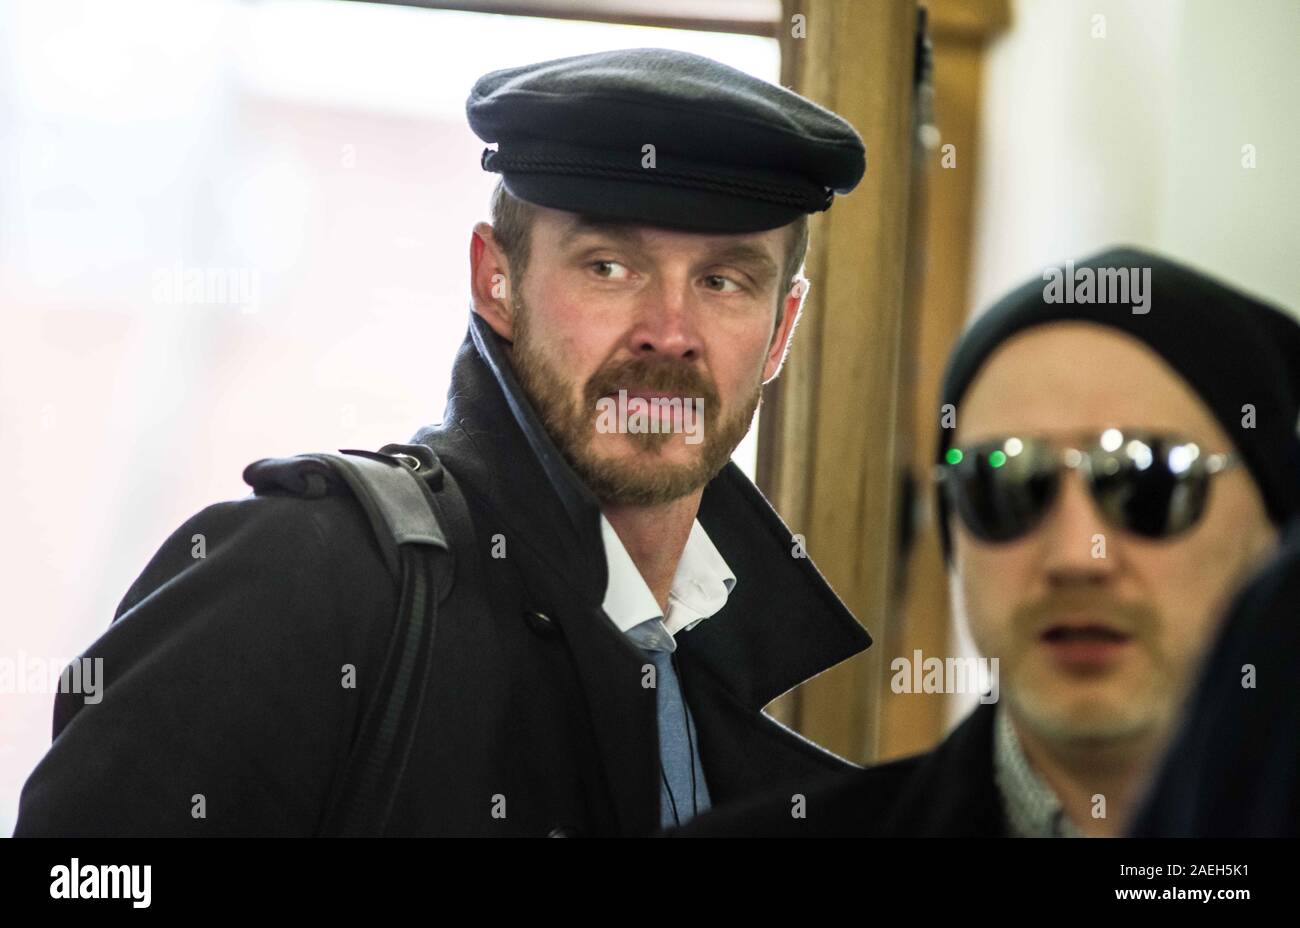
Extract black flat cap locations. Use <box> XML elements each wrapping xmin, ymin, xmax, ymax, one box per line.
<box><xmin>467</xmin><ymin>48</ymin><xmax>866</xmax><ymax>233</ymax></box>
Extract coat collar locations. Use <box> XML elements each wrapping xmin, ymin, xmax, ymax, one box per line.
<box><xmin>411</xmin><ymin>311</ymin><xmax>871</xmax><ymax>708</ymax></box>
<box><xmin>880</xmin><ymin>701</ymin><xmax>1007</xmax><ymax>837</ymax></box>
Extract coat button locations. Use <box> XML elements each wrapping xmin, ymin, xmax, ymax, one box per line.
<box><xmin>524</xmin><ymin>609</ymin><xmax>561</xmax><ymax>638</ymax></box>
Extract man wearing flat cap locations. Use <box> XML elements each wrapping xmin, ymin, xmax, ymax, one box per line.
<box><xmin>15</xmin><ymin>49</ymin><xmax>870</xmax><ymax>837</ymax></box>
<box><xmin>678</xmin><ymin>247</ymin><xmax>1300</xmax><ymax>837</ymax></box>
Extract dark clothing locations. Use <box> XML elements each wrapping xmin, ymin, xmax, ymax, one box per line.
<box><xmin>14</xmin><ymin>313</ymin><xmax>869</xmax><ymax>837</ymax></box>
<box><xmin>675</xmin><ymin>701</ymin><xmax>1007</xmax><ymax>837</ymax></box>
<box><xmin>684</xmin><ymin>520</ymin><xmax>1300</xmax><ymax>839</ymax></box>
<box><xmin>1129</xmin><ymin>520</ymin><xmax>1300</xmax><ymax>837</ymax></box>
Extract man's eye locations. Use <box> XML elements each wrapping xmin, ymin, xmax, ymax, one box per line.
<box><xmin>703</xmin><ymin>274</ymin><xmax>743</xmax><ymax>293</ymax></box>
<box><xmin>590</xmin><ymin>260</ymin><xmax>630</xmax><ymax>280</ymax></box>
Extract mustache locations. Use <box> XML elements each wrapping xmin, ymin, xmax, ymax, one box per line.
<box><xmin>1011</xmin><ymin>591</ymin><xmax>1160</xmax><ymax>639</ymax></box>
<box><xmin>584</xmin><ymin>357</ymin><xmax>717</xmax><ymax>408</ymax></box>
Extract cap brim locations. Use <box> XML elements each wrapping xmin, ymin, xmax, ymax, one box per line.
<box><xmin>502</xmin><ymin>173</ymin><xmax>806</xmax><ymax>234</ymax></box>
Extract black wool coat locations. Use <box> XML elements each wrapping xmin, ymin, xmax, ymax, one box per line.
<box><xmin>674</xmin><ymin>701</ymin><xmax>1008</xmax><ymax>837</ymax></box>
<box><xmin>15</xmin><ymin>312</ymin><xmax>870</xmax><ymax>837</ymax></box>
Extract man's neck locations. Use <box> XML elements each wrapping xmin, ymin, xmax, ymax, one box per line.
<box><xmin>1010</xmin><ymin>710</ymin><xmax>1165</xmax><ymax>837</ymax></box>
<box><xmin>603</xmin><ymin>491</ymin><xmax>703</xmax><ymax>615</ymax></box>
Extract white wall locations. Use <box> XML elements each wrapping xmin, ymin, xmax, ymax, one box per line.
<box><xmin>971</xmin><ymin>0</ymin><xmax>1298</xmax><ymax>314</ymax></box>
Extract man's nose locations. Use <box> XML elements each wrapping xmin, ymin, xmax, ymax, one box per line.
<box><xmin>1039</xmin><ymin>470</ymin><xmax>1120</xmax><ymax>585</ymax></box>
<box><xmin>625</xmin><ymin>284</ymin><xmax>704</xmax><ymax>361</ymax></box>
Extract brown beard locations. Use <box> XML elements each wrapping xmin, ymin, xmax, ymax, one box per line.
<box><xmin>508</xmin><ymin>292</ymin><xmax>761</xmax><ymax>505</ymax></box>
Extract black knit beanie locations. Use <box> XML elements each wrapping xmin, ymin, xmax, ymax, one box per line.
<box><xmin>937</xmin><ymin>246</ymin><xmax>1300</xmax><ymax>559</ymax></box>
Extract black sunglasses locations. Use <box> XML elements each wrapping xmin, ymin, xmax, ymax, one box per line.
<box><xmin>935</xmin><ymin>429</ymin><xmax>1240</xmax><ymax>542</ymax></box>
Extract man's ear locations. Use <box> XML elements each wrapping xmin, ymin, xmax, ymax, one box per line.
<box><xmin>470</xmin><ymin>221</ymin><xmax>515</xmax><ymax>341</ymax></box>
<box><xmin>762</xmin><ymin>277</ymin><xmax>808</xmax><ymax>383</ymax></box>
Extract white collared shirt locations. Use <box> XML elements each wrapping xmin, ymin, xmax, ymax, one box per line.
<box><xmin>599</xmin><ymin>515</ymin><xmax>736</xmax><ymax>653</ymax></box>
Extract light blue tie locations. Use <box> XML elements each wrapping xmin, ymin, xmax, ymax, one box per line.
<box><xmin>641</xmin><ymin>647</ymin><xmax>712</xmax><ymax>828</ymax></box>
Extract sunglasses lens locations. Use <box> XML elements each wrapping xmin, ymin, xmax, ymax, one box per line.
<box><xmin>1091</xmin><ymin>436</ymin><xmax>1211</xmax><ymax>537</ymax></box>
<box><xmin>948</xmin><ymin>440</ymin><xmax>1058</xmax><ymax>542</ymax></box>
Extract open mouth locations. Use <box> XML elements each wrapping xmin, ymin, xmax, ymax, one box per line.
<box><xmin>1038</xmin><ymin>621</ymin><xmax>1134</xmax><ymax>668</ymax></box>
<box><xmin>1040</xmin><ymin>624</ymin><xmax>1131</xmax><ymax>643</ymax></box>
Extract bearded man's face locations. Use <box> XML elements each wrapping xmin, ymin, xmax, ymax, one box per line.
<box><xmin>501</xmin><ymin>206</ymin><xmax>801</xmax><ymax>506</ymax></box>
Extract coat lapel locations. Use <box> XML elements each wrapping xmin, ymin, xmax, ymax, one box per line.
<box><xmin>683</xmin><ymin>463</ymin><xmax>870</xmax><ymax>710</ymax></box>
<box><xmin>881</xmin><ymin>701</ymin><xmax>1006</xmax><ymax>836</ymax></box>
<box><xmin>546</xmin><ymin>600</ymin><xmax>661</xmax><ymax>836</ymax></box>
<box><xmin>411</xmin><ymin>312</ymin><xmax>872</xmax><ymax>829</ymax></box>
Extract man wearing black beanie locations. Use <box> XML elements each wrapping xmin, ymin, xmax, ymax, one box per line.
<box><xmin>677</xmin><ymin>246</ymin><xmax>1300</xmax><ymax>837</ymax></box>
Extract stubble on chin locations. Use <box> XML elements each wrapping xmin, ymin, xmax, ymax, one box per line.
<box><xmin>1002</xmin><ymin>625</ymin><xmax>1173</xmax><ymax>746</ymax></box>
<box><xmin>508</xmin><ymin>298</ymin><xmax>760</xmax><ymax>506</ymax></box>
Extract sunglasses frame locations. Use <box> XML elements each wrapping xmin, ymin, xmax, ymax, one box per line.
<box><xmin>933</xmin><ymin>428</ymin><xmax>1241</xmax><ymax>542</ymax></box>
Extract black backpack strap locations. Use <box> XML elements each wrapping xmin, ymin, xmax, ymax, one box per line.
<box><xmin>242</xmin><ymin>443</ymin><xmax>460</xmax><ymax>836</ymax></box>
<box><xmin>243</xmin><ymin>447</ymin><xmax>447</xmax><ymax>578</ymax></box>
